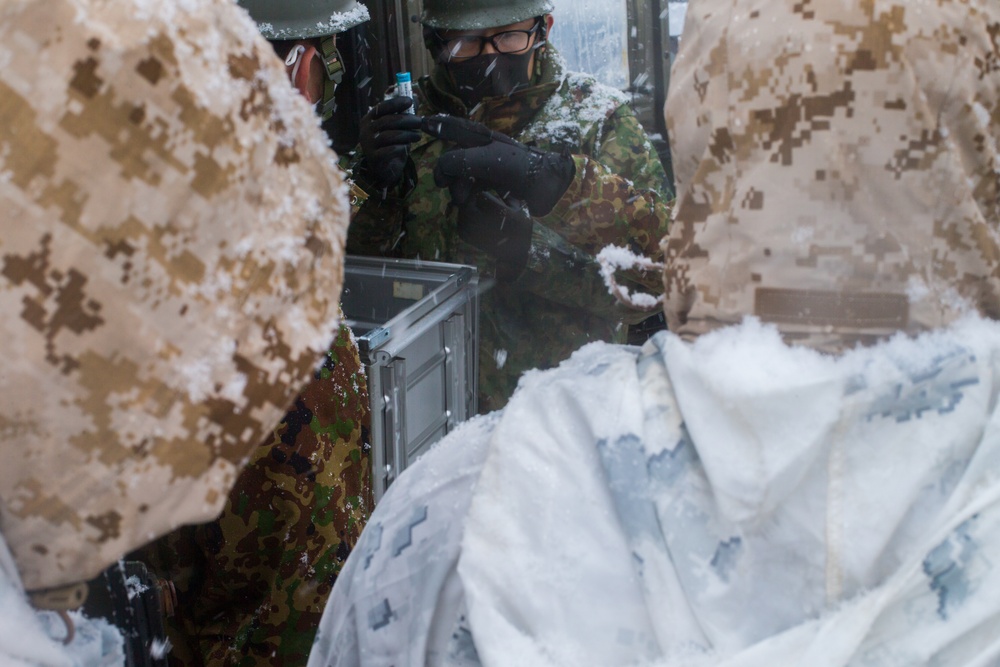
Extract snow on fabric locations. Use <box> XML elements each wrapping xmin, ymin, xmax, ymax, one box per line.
<box><xmin>0</xmin><ymin>534</ymin><xmax>124</xmax><ymax>667</ymax></box>
<box><xmin>306</xmin><ymin>414</ymin><xmax>500</xmax><ymax>667</ymax></box>
<box><xmin>662</xmin><ymin>0</ymin><xmax>1000</xmax><ymax>350</ymax></box>
<box><xmin>0</xmin><ymin>0</ymin><xmax>349</xmax><ymax>592</ymax></box>
<box><xmin>596</xmin><ymin>244</ymin><xmax>664</xmax><ymax>311</ymax></box>
<box><xmin>254</xmin><ymin>4</ymin><xmax>371</xmax><ymax>40</ymax></box>
<box><xmin>308</xmin><ymin>316</ymin><xmax>1000</xmax><ymax>666</ymax></box>
<box><xmin>524</xmin><ymin>54</ymin><xmax>631</xmax><ymax>157</ymax></box>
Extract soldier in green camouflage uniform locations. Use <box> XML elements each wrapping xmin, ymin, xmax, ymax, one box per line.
<box><xmin>136</xmin><ymin>3</ymin><xmax>374</xmax><ymax>666</ymax></box>
<box><xmin>138</xmin><ymin>324</ymin><xmax>371</xmax><ymax>667</ymax></box>
<box><xmin>349</xmin><ymin>0</ymin><xmax>672</xmax><ymax>413</ymax></box>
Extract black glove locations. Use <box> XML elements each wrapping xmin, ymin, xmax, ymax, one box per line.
<box><xmin>421</xmin><ymin>114</ymin><xmax>498</xmax><ymax>148</ymax></box>
<box><xmin>424</xmin><ymin>115</ymin><xmax>575</xmax><ymax>216</ymax></box>
<box><xmin>456</xmin><ymin>191</ymin><xmax>533</xmax><ymax>281</ymax></box>
<box><xmin>358</xmin><ymin>97</ymin><xmax>422</xmax><ymax>191</ymax></box>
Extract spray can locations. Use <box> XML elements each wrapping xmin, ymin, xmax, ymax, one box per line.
<box><xmin>395</xmin><ymin>71</ymin><xmax>415</xmax><ymax>113</ymax></box>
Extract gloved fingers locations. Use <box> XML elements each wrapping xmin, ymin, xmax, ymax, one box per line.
<box><xmin>455</xmin><ymin>191</ymin><xmax>533</xmax><ymax>279</ymax></box>
<box><xmin>369</xmin><ymin>112</ymin><xmax>423</xmax><ymax>133</ymax></box>
<box><xmin>447</xmin><ymin>177</ymin><xmax>477</xmax><ymax>208</ymax></box>
<box><xmin>369</xmin><ymin>96</ymin><xmax>415</xmax><ymax>119</ymax></box>
<box><xmin>456</xmin><ymin>192</ymin><xmax>507</xmax><ymax>246</ymax></box>
<box><xmin>435</xmin><ymin>145</ymin><xmax>522</xmax><ymax>193</ymax></box>
<box><xmin>433</xmin><ymin>149</ymin><xmax>467</xmax><ymax>187</ymax></box>
<box><xmin>457</xmin><ymin>192</ymin><xmax>520</xmax><ymax>230</ymax></box>
<box><xmin>421</xmin><ymin>114</ymin><xmax>527</xmax><ymax>150</ymax></box>
<box><xmin>373</xmin><ymin>145</ymin><xmax>409</xmax><ymax>163</ymax></box>
<box><xmin>421</xmin><ymin>115</ymin><xmax>494</xmax><ymax>148</ymax></box>
<box><xmin>369</xmin><ymin>128</ymin><xmax>422</xmax><ymax>149</ymax></box>
<box><xmin>369</xmin><ymin>146</ymin><xmax>408</xmax><ymax>187</ymax></box>
<box><xmin>478</xmin><ymin>191</ymin><xmax>517</xmax><ymax>214</ymax></box>
<box><xmin>448</xmin><ymin>143</ymin><xmax>529</xmax><ymax>186</ymax></box>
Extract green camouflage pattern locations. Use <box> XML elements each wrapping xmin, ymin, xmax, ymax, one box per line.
<box><xmin>0</xmin><ymin>0</ymin><xmax>350</xmax><ymax>592</ymax></box>
<box><xmin>349</xmin><ymin>48</ymin><xmax>671</xmax><ymax>411</ymax></box>
<box><xmin>136</xmin><ymin>320</ymin><xmax>372</xmax><ymax>667</ymax></box>
<box><xmin>664</xmin><ymin>0</ymin><xmax>1000</xmax><ymax>351</ymax></box>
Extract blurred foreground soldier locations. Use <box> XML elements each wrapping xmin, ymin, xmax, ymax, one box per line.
<box><xmin>135</xmin><ymin>2</ymin><xmax>374</xmax><ymax>667</ymax></box>
<box><xmin>0</xmin><ymin>0</ymin><xmax>351</xmax><ymax>664</ymax></box>
<box><xmin>307</xmin><ymin>2</ymin><xmax>1000</xmax><ymax>666</ymax></box>
<box><xmin>663</xmin><ymin>1</ymin><xmax>1000</xmax><ymax>347</ymax></box>
<box><xmin>348</xmin><ymin>0</ymin><xmax>673</xmax><ymax>412</ymax></box>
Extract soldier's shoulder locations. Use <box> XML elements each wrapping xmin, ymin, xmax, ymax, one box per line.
<box><xmin>525</xmin><ymin>70</ymin><xmax>634</xmax><ymax>149</ymax></box>
<box><xmin>557</xmin><ymin>70</ymin><xmax>632</xmax><ymax>120</ymax></box>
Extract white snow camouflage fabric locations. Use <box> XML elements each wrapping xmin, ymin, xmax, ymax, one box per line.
<box><xmin>308</xmin><ymin>318</ymin><xmax>1000</xmax><ymax>667</ymax></box>
<box><xmin>0</xmin><ymin>532</ymin><xmax>123</xmax><ymax>666</ymax></box>
<box><xmin>0</xmin><ymin>0</ymin><xmax>349</xmax><ymax>591</ymax></box>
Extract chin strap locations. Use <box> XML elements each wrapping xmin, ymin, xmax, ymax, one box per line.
<box><xmin>319</xmin><ymin>36</ymin><xmax>344</xmax><ymax>121</ymax></box>
<box><xmin>284</xmin><ymin>38</ymin><xmax>344</xmax><ymax>122</ymax></box>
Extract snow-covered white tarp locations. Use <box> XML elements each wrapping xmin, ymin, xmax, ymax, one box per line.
<box><xmin>0</xmin><ymin>534</ymin><xmax>123</xmax><ymax>667</ymax></box>
<box><xmin>309</xmin><ymin>317</ymin><xmax>1000</xmax><ymax>667</ymax></box>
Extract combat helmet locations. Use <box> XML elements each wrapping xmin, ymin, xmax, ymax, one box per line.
<box><xmin>238</xmin><ymin>0</ymin><xmax>370</xmax><ymax>120</ymax></box>
<box><xmin>421</xmin><ymin>0</ymin><xmax>554</xmax><ymax>30</ymax></box>
<box><xmin>238</xmin><ymin>0</ymin><xmax>370</xmax><ymax>40</ymax></box>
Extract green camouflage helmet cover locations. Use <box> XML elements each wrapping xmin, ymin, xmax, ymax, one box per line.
<box><xmin>421</xmin><ymin>0</ymin><xmax>554</xmax><ymax>30</ymax></box>
<box><xmin>238</xmin><ymin>0</ymin><xmax>370</xmax><ymax>40</ymax></box>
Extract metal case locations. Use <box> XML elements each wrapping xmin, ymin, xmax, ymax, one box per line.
<box><xmin>342</xmin><ymin>256</ymin><xmax>479</xmax><ymax>501</ymax></box>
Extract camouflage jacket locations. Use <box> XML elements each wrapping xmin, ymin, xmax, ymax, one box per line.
<box><xmin>664</xmin><ymin>0</ymin><xmax>1000</xmax><ymax>351</ymax></box>
<box><xmin>0</xmin><ymin>0</ymin><xmax>349</xmax><ymax>593</ymax></box>
<box><xmin>137</xmin><ymin>320</ymin><xmax>372</xmax><ymax>667</ymax></box>
<box><xmin>349</xmin><ymin>48</ymin><xmax>672</xmax><ymax>411</ymax></box>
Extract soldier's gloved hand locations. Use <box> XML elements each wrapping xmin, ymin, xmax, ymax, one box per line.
<box><xmin>427</xmin><ymin>117</ymin><xmax>575</xmax><ymax>217</ymax></box>
<box><xmin>358</xmin><ymin>97</ymin><xmax>422</xmax><ymax>191</ymax></box>
<box><xmin>456</xmin><ymin>192</ymin><xmax>533</xmax><ymax>281</ymax></box>
<box><xmin>421</xmin><ymin>114</ymin><xmax>497</xmax><ymax>148</ymax></box>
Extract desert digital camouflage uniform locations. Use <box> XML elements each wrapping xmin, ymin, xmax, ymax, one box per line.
<box><xmin>0</xmin><ymin>0</ymin><xmax>350</xmax><ymax>597</ymax></box>
<box><xmin>137</xmin><ymin>320</ymin><xmax>371</xmax><ymax>667</ymax></box>
<box><xmin>129</xmin><ymin>1</ymin><xmax>375</xmax><ymax>664</ymax></box>
<box><xmin>663</xmin><ymin>0</ymin><xmax>1000</xmax><ymax>351</ymax></box>
<box><xmin>349</xmin><ymin>47</ymin><xmax>672</xmax><ymax>412</ymax></box>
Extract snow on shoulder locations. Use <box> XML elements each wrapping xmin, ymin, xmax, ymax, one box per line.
<box><xmin>525</xmin><ymin>53</ymin><xmax>630</xmax><ymax>150</ymax></box>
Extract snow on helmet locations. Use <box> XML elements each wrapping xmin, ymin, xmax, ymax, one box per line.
<box><xmin>238</xmin><ymin>0</ymin><xmax>370</xmax><ymax>40</ymax></box>
<box><xmin>421</xmin><ymin>0</ymin><xmax>554</xmax><ymax>31</ymax></box>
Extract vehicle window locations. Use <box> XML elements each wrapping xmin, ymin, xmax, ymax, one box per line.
<box><xmin>550</xmin><ymin>0</ymin><xmax>630</xmax><ymax>91</ymax></box>
<box><xmin>666</xmin><ymin>0</ymin><xmax>687</xmax><ymax>64</ymax></box>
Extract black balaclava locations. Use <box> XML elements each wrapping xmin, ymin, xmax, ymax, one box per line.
<box><xmin>444</xmin><ymin>49</ymin><xmax>536</xmax><ymax>109</ymax></box>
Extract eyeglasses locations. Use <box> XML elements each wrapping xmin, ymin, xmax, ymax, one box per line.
<box><xmin>435</xmin><ymin>20</ymin><xmax>542</xmax><ymax>61</ymax></box>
